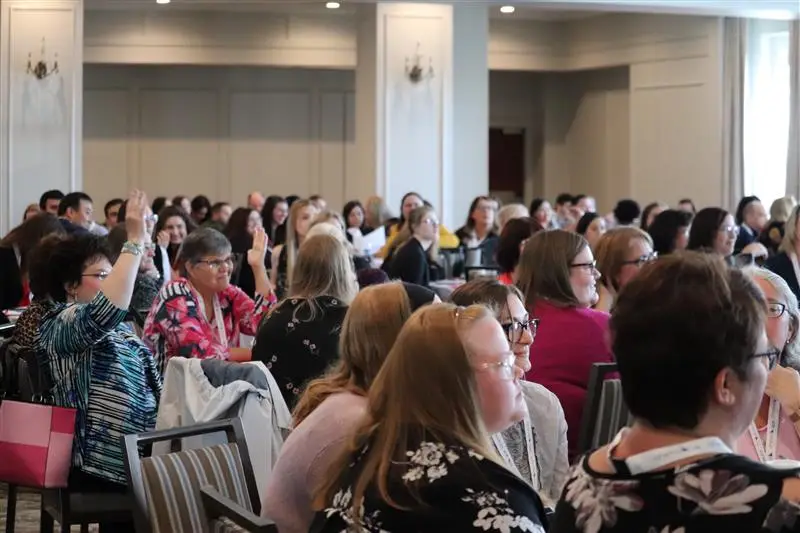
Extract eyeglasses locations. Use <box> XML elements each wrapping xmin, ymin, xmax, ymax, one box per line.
<box><xmin>195</xmin><ymin>257</ymin><xmax>235</xmax><ymax>271</ymax></box>
<box><xmin>720</xmin><ymin>225</ymin><xmax>740</xmax><ymax>237</ymax></box>
<box><xmin>501</xmin><ymin>317</ymin><xmax>539</xmax><ymax>344</ymax></box>
<box><xmin>753</xmin><ymin>349</ymin><xmax>781</xmax><ymax>371</ymax></box>
<box><xmin>767</xmin><ymin>302</ymin><xmax>787</xmax><ymax>318</ymax></box>
<box><xmin>570</xmin><ymin>260</ymin><xmax>597</xmax><ymax>271</ymax></box>
<box><xmin>475</xmin><ymin>354</ymin><xmax>518</xmax><ymax>381</ymax></box>
<box><xmin>622</xmin><ymin>252</ymin><xmax>658</xmax><ymax>267</ymax></box>
<box><xmin>82</xmin><ymin>271</ymin><xmax>110</xmax><ymax>281</ymax></box>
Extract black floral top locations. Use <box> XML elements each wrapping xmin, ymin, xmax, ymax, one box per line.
<box><xmin>252</xmin><ymin>295</ymin><xmax>347</xmax><ymax>408</ymax></box>
<box><xmin>311</xmin><ymin>439</ymin><xmax>548</xmax><ymax>532</ymax></box>
<box><xmin>551</xmin><ymin>453</ymin><xmax>800</xmax><ymax>533</ymax></box>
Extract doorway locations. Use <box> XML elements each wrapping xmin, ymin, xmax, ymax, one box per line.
<box><xmin>489</xmin><ymin>128</ymin><xmax>525</xmax><ymax>204</ymax></box>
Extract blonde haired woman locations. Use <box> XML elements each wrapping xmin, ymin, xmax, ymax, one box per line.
<box><xmin>593</xmin><ymin>227</ymin><xmax>656</xmax><ymax>312</ymax></box>
<box><xmin>384</xmin><ymin>204</ymin><xmax>442</xmax><ymax>287</ymax></box>
<box><xmin>766</xmin><ymin>204</ymin><xmax>800</xmax><ymax>300</ymax></box>
<box><xmin>312</xmin><ymin>304</ymin><xmax>547</xmax><ymax>532</ymax></box>
<box><xmin>253</xmin><ymin>234</ymin><xmax>358</xmax><ymax>408</ymax></box>
<box><xmin>261</xmin><ymin>281</ymin><xmax>437</xmax><ymax>532</ymax></box>
<box><xmin>737</xmin><ymin>267</ymin><xmax>800</xmax><ymax>463</ymax></box>
<box><xmin>270</xmin><ymin>198</ymin><xmax>320</xmax><ymax>299</ymax></box>
<box><xmin>451</xmin><ymin>279</ymin><xmax>569</xmax><ymax>507</ymax></box>
<box><xmin>761</xmin><ymin>196</ymin><xmax>798</xmax><ymax>256</ymax></box>
<box><xmin>497</xmin><ymin>203</ymin><xmax>529</xmax><ymax>234</ymax></box>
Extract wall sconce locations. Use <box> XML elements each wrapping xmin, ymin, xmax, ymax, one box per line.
<box><xmin>405</xmin><ymin>42</ymin><xmax>434</xmax><ymax>84</ymax></box>
<box><xmin>26</xmin><ymin>38</ymin><xmax>59</xmax><ymax>80</ymax></box>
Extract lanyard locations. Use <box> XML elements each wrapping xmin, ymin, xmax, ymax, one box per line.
<box><xmin>492</xmin><ymin>415</ymin><xmax>540</xmax><ymax>491</ymax></box>
<box><xmin>608</xmin><ymin>430</ymin><xmax>732</xmax><ymax>475</ymax></box>
<box><xmin>748</xmin><ymin>397</ymin><xmax>781</xmax><ymax>463</ymax></box>
<box><xmin>195</xmin><ymin>289</ymin><xmax>228</xmax><ymax>348</ymax></box>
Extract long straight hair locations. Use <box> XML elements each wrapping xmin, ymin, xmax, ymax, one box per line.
<box><xmin>285</xmin><ymin>199</ymin><xmax>318</xmax><ymax>288</ymax></box>
<box><xmin>313</xmin><ymin>304</ymin><xmax>499</xmax><ymax>513</ymax></box>
<box><xmin>292</xmin><ymin>282</ymin><xmax>411</xmax><ymax>425</ymax></box>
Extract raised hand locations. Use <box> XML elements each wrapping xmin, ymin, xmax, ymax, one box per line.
<box><xmin>156</xmin><ymin>230</ymin><xmax>170</xmax><ymax>248</ymax></box>
<box><xmin>125</xmin><ymin>190</ymin><xmax>148</xmax><ymax>243</ymax></box>
<box><xmin>247</xmin><ymin>227</ymin><xmax>269</xmax><ymax>269</ymax></box>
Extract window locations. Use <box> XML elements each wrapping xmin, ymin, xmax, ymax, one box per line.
<box><xmin>744</xmin><ymin>20</ymin><xmax>791</xmax><ymax>206</ymax></box>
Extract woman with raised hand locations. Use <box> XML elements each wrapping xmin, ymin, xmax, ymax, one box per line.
<box><xmin>33</xmin><ymin>190</ymin><xmax>160</xmax><ymax>532</ymax></box>
<box><xmin>143</xmin><ymin>226</ymin><xmax>276</xmax><ymax>374</ymax></box>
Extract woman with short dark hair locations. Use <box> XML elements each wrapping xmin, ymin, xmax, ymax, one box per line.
<box><xmin>647</xmin><ymin>208</ymin><xmax>693</xmax><ymax>256</ymax></box>
<box><xmin>551</xmin><ymin>252</ymin><xmax>800</xmax><ymax>532</ymax></box>
<box><xmin>31</xmin><ymin>192</ymin><xmax>160</xmax><ymax>531</ymax></box>
<box><xmin>495</xmin><ymin>217</ymin><xmax>542</xmax><ymax>285</ymax></box>
<box><xmin>143</xmin><ymin>226</ymin><xmax>276</xmax><ymax>374</ymax></box>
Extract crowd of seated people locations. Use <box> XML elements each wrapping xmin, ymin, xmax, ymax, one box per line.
<box><xmin>5</xmin><ymin>185</ymin><xmax>800</xmax><ymax>532</ymax></box>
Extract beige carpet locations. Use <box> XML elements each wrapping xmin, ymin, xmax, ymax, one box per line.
<box><xmin>0</xmin><ymin>484</ymin><xmax>98</xmax><ymax>533</ymax></box>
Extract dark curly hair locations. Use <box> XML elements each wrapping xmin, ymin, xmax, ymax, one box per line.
<box><xmin>28</xmin><ymin>233</ymin><xmax>112</xmax><ymax>302</ymax></box>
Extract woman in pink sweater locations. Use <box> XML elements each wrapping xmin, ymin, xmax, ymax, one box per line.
<box><xmin>516</xmin><ymin>229</ymin><xmax>614</xmax><ymax>458</ymax></box>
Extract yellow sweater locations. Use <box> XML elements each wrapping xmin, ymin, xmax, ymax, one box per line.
<box><xmin>377</xmin><ymin>223</ymin><xmax>460</xmax><ymax>258</ymax></box>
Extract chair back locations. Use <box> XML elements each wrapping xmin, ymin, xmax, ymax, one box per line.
<box><xmin>577</xmin><ymin>362</ymin><xmax>630</xmax><ymax>455</ymax></box>
<box><xmin>124</xmin><ymin>418</ymin><xmax>260</xmax><ymax>533</ymax></box>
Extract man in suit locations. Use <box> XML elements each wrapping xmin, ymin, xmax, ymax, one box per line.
<box><xmin>57</xmin><ymin>192</ymin><xmax>93</xmax><ymax>235</ymax></box>
<box><xmin>734</xmin><ymin>196</ymin><xmax>768</xmax><ymax>254</ymax></box>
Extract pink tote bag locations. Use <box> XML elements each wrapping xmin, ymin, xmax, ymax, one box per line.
<box><xmin>0</xmin><ymin>400</ymin><xmax>76</xmax><ymax>488</ymax></box>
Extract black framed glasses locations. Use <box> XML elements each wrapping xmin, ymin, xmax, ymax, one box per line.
<box><xmin>622</xmin><ymin>252</ymin><xmax>658</xmax><ymax>267</ymax></box>
<box><xmin>767</xmin><ymin>302</ymin><xmax>787</xmax><ymax>318</ymax></box>
<box><xmin>754</xmin><ymin>348</ymin><xmax>781</xmax><ymax>370</ymax></box>
<box><xmin>501</xmin><ymin>318</ymin><xmax>539</xmax><ymax>344</ymax></box>
<box><xmin>570</xmin><ymin>260</ymin><xmax>597</xmax><ymax>271</ymax></box>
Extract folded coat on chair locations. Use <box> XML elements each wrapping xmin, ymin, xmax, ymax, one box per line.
<box><xmin>155</xmin><ymin>357</ymin><xmax>292</xmax><ymax>502</ymax></box>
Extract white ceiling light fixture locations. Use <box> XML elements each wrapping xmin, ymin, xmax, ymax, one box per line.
<box><xmin>500</xmin><ymin>5</ymin><xmax>515</xmax><ymax>14</ymax></box>
<box><xmin>156</xmin><ymin>0</ymin><xmax>170</xmax><ymax>4</ymax></box>
<box><xmin>326</xmin><ymin>1</ymin><xmax>341</xmax><ymax>8</ymax></box>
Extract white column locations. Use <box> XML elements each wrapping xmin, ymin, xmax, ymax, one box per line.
<box><xmin>0</xmin><ymin>0</ymin><xmax>83</xmax><ymax>234</ymax></box>
<box><xmin>352</xmin><ymin>2</ymin><xmax>489</xmax><ymax>229</ymax></box>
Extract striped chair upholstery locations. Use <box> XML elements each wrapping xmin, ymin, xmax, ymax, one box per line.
<box><xmin>140</xmin><ymin>443</ymin><xmax>253</xmax><ymax>533</ymax></box>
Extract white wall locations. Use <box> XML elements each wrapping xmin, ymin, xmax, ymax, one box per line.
<box><xmin>83</xmin><ymin>65</ymin><xmax>355</xmax><ymax>212</ymax></box>
<box><xmin>82</xmin><ymin>10</ymin><xmax>726</xmax><ymax>213</ymax></box>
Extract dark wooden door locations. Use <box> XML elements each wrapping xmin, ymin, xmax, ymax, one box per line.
<box><xmin>489</xmin><ymin>128</ymin><xmax>525</xmax><ymax>198</ymax></box>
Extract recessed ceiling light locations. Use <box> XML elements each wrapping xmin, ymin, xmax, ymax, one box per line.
<box><xmin>156</xmin><ymin>0</ymin><xmax>170</xmax><ymax>4</ymax></box>
<box><xmin>500</xmin><ymin>5</ymin><xmax>515</xmax><ymax>14</ymax></box>
<box><xmin>326</xmin><ymin>1</ymin><xmax>341</xmax><ymax>8</ymax></box>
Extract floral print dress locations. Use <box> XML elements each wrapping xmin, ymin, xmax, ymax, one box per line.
<box><xmin>551</xmin><ymin>453</ymin><xmax>800</xmax><ymax>533</ymax></box>
<box><xmin>311</xmin><ymin>440</ymin><xmax>548</xmax><ymax>532</ymax></box>
<box><xmin>251</xmin><ymin>296</ymin><xmax>347</xmax><ymax>409</ymax></box>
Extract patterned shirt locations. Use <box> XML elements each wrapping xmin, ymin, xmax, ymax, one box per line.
<box><xmin>143</xmin><ymin>278</ymin><xmax>274</xmax><ymax>375</ymax></box>
<box><xmin>36</xmin><ymin>292</ymin><xmax>162</xmax><ymax>485</ymax></box>
<box><xmin>552</xmin><ymin>453</ymin><xmax>800</xmax><ymax>533</ymax></box>
<box><xmin>312</xmin><ymin>439</ymin><xmax>548</xmax><ymax>532</ymax></box>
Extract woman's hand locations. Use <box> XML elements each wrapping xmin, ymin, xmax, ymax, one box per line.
<box><xmin>766</xmin><ymin>365</ymin><xmax>800</xmax><ymax>414</ymax></box>
<box><xmin>247</xmin><ymin>227</ymin><xmax>269</xmax><ymax>269</ymax></box>
<box><xmin>156</xmin><ymin>230</ymin><xmax>170</xmax><ymax>248</ymax></box>
<box><xmin>125</xmin><ymin>190</ymin><xmax>148</xmax><ymax>244</ymax></box>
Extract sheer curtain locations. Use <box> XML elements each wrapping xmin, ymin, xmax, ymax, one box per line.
<box><xmin>722</xmin><ymin>18</ymin><xmax>746</xmax><ymax>212</ymax></box>
<box><xmin>788</xmin><ymin>20</ymin><xmax>800</xmax><ymax>198</ymax></box>
<box><xmin>744</xmin><ymin>19</ymin><xmax>792</xmax><ymax>205</ymax></box>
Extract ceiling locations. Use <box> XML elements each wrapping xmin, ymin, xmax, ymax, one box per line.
<box><xmin>85</xmin><ymin>0</ymin><xmax>799</xmax><ymax>19</ymax></box>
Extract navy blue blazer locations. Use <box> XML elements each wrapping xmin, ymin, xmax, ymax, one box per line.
<box><xmin>765</xmin><ymin>252</ymin><xmax>800</xmax><ymax>301</ymax></box>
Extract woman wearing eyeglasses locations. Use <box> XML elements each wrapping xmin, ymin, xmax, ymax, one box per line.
<box><xmin>451</xmin><ymin>279</ymin><xmax>569</xmax><ymax>508</ymax></box>
<box><xmin>30</xmin><ymin>192</ymin><xmax>160</xmax><ymax>530</ymax></box>
<box><xmin>736</xmin><ymin>267</ymin><xmax>800</xmax><ymax>464</ymax></box>
<box><xmin>516</xmin><ymin>230</ymin><xmax>614</xmax><ymax>460</ymax></box>
<box><xmin>593</xmin><ymin>227</ymin><xmax>656</xmax><ymax>313</ymax></box>
<box><xmin>143</xmin><ymin>226</ymin><xmax>276</xmax><ymax>375</ymax></box>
